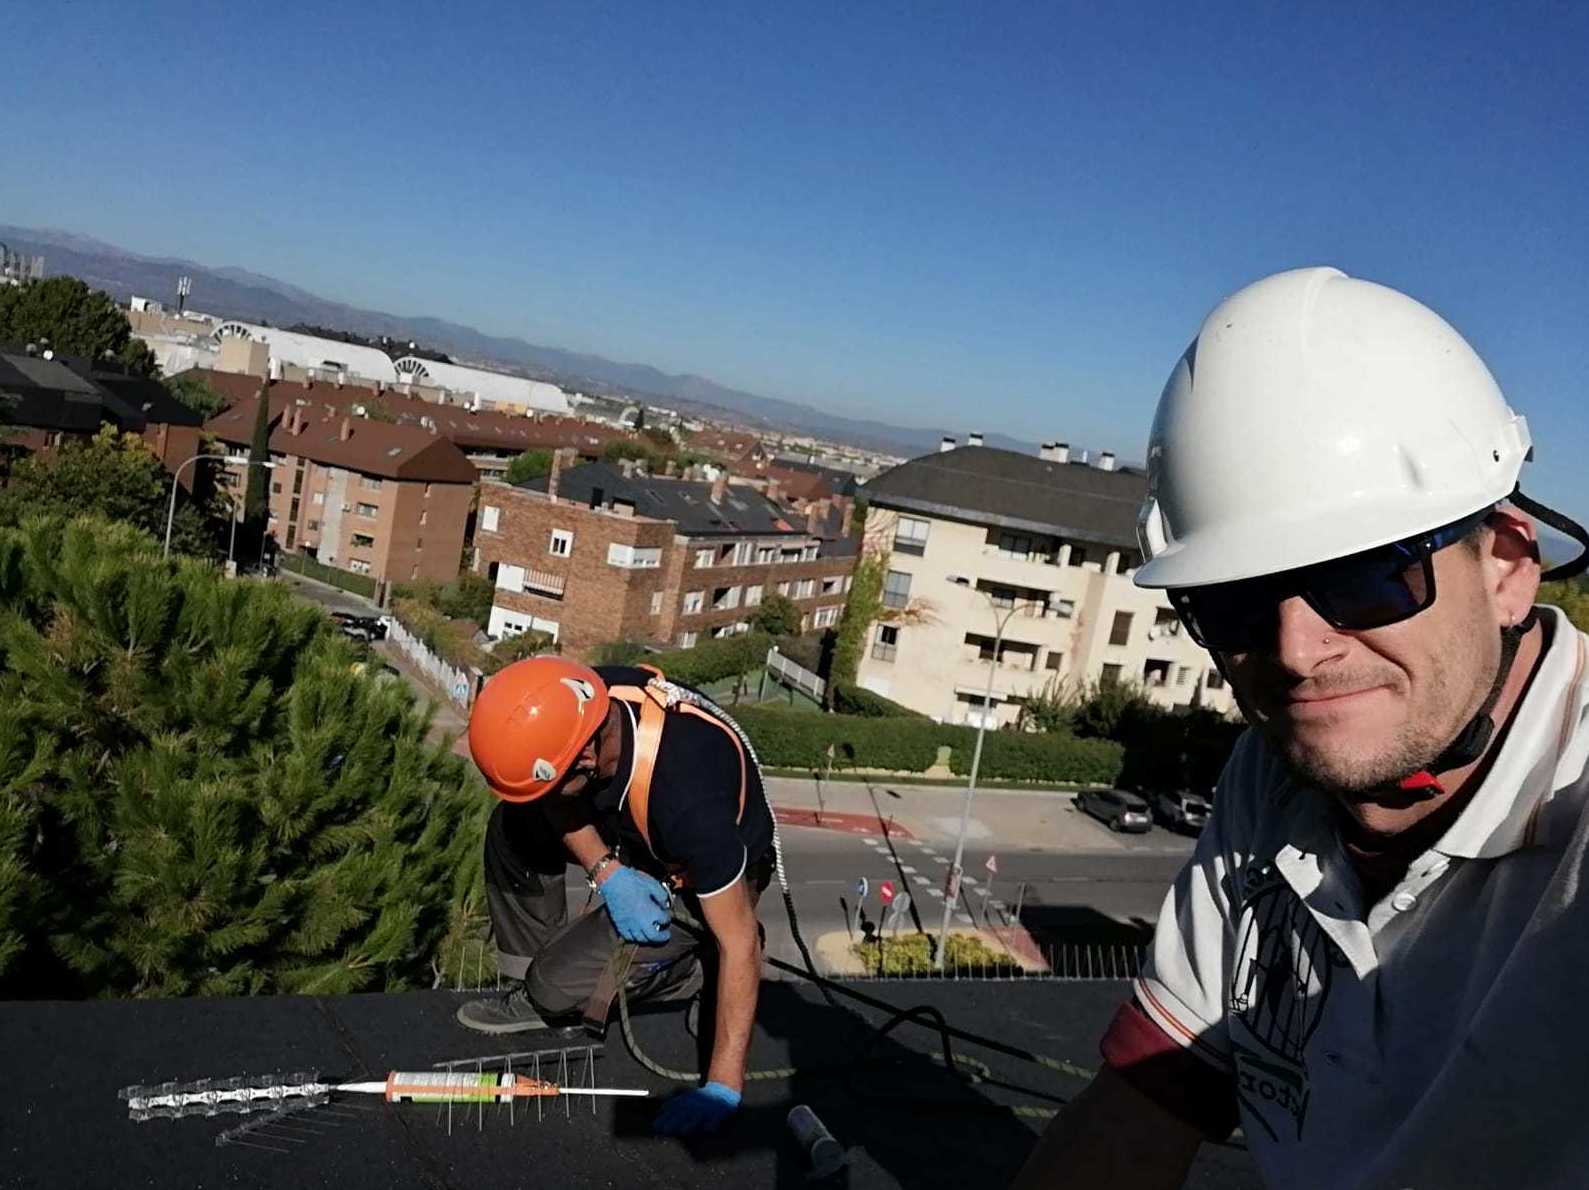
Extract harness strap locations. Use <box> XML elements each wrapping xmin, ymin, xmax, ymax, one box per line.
<box><xmin>606</xmin><ymin>678</ymin><xmax>748</xmax><ymax>878</ymax></box>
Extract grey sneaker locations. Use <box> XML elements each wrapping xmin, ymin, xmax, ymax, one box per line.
<box><xmin>456</xmin><ymin>985</ymin><xmax>550</xmax><ymax>1035</ymax></box>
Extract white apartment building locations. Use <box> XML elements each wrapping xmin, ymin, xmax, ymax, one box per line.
<box><xmin>854</xmin><ymin>441</ymin><xmax>1237</xmax><ymax>726</ymax></box>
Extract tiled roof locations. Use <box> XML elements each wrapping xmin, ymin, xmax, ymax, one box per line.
<box><xmin>205</xmin><ymin>398</ymin><xmax>478</xmax><ymax>483</ymax></box>
<box><xmin>181</xmin><ymin>370</ymin><xmax>624</xmax><ymax>455</ymax></box>
<box><xmin>863</xmin><ymin>445</ymin><xmax>1145</xmax><ymax>549</ymax></box>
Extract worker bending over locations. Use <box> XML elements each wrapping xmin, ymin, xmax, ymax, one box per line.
<box><xmin>458</xmin><ymin>657</ymin><xmax>773</xmax><ymax>1137</ymax></box>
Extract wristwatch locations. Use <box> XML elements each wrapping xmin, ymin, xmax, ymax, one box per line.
<box><xmin>585</xmin><ymin>849</ymin><xmax>621</xmax><ymax>891</ymax></box>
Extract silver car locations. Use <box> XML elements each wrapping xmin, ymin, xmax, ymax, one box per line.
<box><xmin>1152</xmin><ymin>788</ymin><xmax>1212</xmax><ymax>833</ymax></box>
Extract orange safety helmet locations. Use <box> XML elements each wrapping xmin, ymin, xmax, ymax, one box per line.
<box><xmin>468</xmin><ymin>657</ymin><xmax>612</xmax><ymax>803</ymax></box>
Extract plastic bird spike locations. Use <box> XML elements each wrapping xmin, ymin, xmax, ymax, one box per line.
<box><xmin>120</xmin><ymin>1052</ymin><xmax>648</xmax><ymax>1147</ymax></box>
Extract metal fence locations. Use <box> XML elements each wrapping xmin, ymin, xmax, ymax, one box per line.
<box><xmin>765</xmin><ymin>646</ymin><xmax>826</xmax><ymax>702</ymax></box>
<box><xmin>386</xmin><ymin>618</ymin><xmax>479</xmax><ymax>710</ymax></box>
<box><xmin>278</xmin><ymin>550</ymin><xmax>378</xmax><ymax>599</ymax></box>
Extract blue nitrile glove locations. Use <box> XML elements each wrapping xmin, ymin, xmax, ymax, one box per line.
<box><xmin>598</xmin><ymin>865</ymin><xmax>672</xmax><ymax>944</ymax></box>
<box><xmin>653</xmin><ymin>1081</ymin><xmax>741</xmax><ymax>1136</ymax></box>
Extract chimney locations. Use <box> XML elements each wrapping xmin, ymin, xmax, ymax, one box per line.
<box><xmin>765</xmin><ymin>477</ymin><xmax>781</xmax><ymax>504</ymax></box>
<box><xmin>664</xmin><ymin>458</ymin><xmax>678</xmax><ymax>477</ymax></box>
<box><xmin>1098</xmin><ymin>450</ymin><xmax>1117</xmax><ymax>471</ymax></box>
<box><xmin>1054</xmin><ymin>442</ymin><xmax>1070</xmax><ymax>464</ymax></box>
<box><xmin>710</xmin><ymin>472</ymin><xmax>728</xmax><ymax>505</ymax></box>
<box><xmin>1038</xmin><ymin>441</ymin><xmax>1055</xmax><ymax>461</ymax></box>
<box><xmin>806</xmin><ymin>501</ymin><xmax>825</xmax><ymax>536</ymax></box>
<box><xmin>839</xmin><ymin>500</ymin><xmax>855</xmax><ymax>538</ymax></box>
<box><xmin>290</xmin><ymin>407</ymin><xmax>304</xmax><ymax>436</ymax></box>
<box><xmin>968</xmin><ymin>432</ymin><xmax>984</xmax><ymax>448</ymax></box>
<box><xmin>618</xmin><ymin>458</ymin><xmax>636</xmax><ymax>479</ymax></box>
<box><xmin>338</xmin><ymin>416</ymin><xmax>352</xmax><ymax>441</ymax></box>
<box><xmin>939</xmin><ymin>436</ymin><xmax>955</xmax><ymax>453</ymax></box>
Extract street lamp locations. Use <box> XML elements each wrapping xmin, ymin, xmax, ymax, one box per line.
<box><xmin>935</xmin><ymin>576</ymin><xmax>1041</xmax><ymax>972</ymax></box>
<box><xmin>163</xmin><ymin>452</ymin><xmax>277</xmax><ymax>560</ymax></box>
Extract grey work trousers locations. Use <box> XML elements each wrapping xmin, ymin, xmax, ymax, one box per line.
<box><xmin>482</xmin><ymin>800</ymin><xmax>766</xmax><ymax>1019</ymax></box>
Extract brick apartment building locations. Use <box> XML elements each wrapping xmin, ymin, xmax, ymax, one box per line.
<box><xmin>473</xmin><ymin>459</ymin><xmax>858</xmax><ymax>657</ymax></box>
<box><xmin>206</xmin><ymin>396</ymin><xmax>476</xmax><ymax>584</ymax></box>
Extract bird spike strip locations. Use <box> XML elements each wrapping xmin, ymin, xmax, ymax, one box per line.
<box><xmin>120</xmin><ymin>1071</ymin><xmax>330</xmax><ymax>1123</ymax></box>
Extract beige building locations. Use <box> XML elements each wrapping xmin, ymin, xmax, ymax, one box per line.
<box><xmin>854</xmin><ymin>441</ymin><xmax>1236</xmax><ymax>726</ymax></box>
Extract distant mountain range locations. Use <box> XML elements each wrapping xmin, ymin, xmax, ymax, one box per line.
<box><xmin>0</xmin><ymin>225</ymin><xmax>1038</xmax><ymax>459</ymax></box>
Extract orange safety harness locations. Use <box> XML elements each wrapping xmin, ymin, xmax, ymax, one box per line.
<box><xmin>605</xmin><ymin>665</ymin><xmax>747</xmax><ymax>887</ymax></box>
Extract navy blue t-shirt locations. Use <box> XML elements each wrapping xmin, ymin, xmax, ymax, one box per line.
<box><xmin>590</xmin><ymin>666</ymin><xmax>773</xmax><ymax>895</ymax></box>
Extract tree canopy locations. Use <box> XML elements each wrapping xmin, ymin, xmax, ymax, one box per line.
<box><xmin>0</xmin><ymin>425</ymin><xmax>218</xmax><ymax>557</ymax></box>
<box><xmin>504</xmin><ymin>449</ymin><xmax>553</xmax><ymax>485</ymax></box>
<box><xmin>0</xmin><ymin>277</ymin><xmax>157</xmax><ymax>376</ymax></box>
<box><xmin>751</xmin><ymin>591</ymin><xmax>803</xmax><ymax>637</ymax></box>
<box><xmin>0</xmin><ymin>516</ymin><xmax>488</xmax><ymax>997</ymax></box>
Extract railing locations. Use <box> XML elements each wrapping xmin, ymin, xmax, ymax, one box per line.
<box><xmin>765</xmin><ymin>646</ymin><xmax>826</xmax><ymax>702</ymax></box>
<box><xmin>384</xmin><ymin>618</ymin><xmax>480</xmax><ymax>710</ymax></box>
<box><xmin>522</xmin><ymin>568</ymin><xmax>566</xmax><ymax>598</ymax></box>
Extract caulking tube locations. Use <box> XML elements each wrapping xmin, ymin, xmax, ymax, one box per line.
<box><xmin>787</xmin><ymin>1104</ymin><xmax>847</xmax><ymax>1179</ymax></box>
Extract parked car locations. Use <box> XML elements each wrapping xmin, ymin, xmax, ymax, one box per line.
<box><xmin>1076</xmin><ymin>789</ymin><xmax>1153</xmax><ymax>833</ymax></box>
<box><xmin>1151</xmin><ymin>788</ymin><xmax>1212</xmax><ymax>833</ymax></box>
<box><xmin>329</xmin><ymin>611</ymin><xmax>388</xmax><ymax>642</ymax></box>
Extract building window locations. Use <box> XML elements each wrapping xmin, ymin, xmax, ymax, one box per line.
<box><xmin>995</xmin><ymin>531</ymin><xmax>1035</xmax><ymax>560</ymax></box>
<box><xmin>795</xmin><ymin>578</ymin><xmax>816</xmax><ymax>598</ymax></box>
<box><xmin>813</xmin><ymin>606</ymin><xmax>839</xmax><ymax>628</ymax></box>
<box><xmin>872</xmin><ymin>624</ymin><xmax>899</xmax><ymax>662</ymax></box>
<box><xmin>548</xmin><ymin>529</ymin><xmax>573</xmax><ymax>557</ymax></box>
<box><xmin>776</xmin><ymin>581</ymin><xmax>791</xmax><ymax>597</ymax></box>
<box><xmin>683</xmin><ymin>590</ymin><xmax>704</xmax><ymax>614</ymax></box>
<box><xmin>424</xmin><ymin>483</ymin><xmax>433</xmax><ymax>499</ymax></box>
<box><xmin>348</xmin><ymin>559</ymin><xmax>372</xmax><ymax>575</ymax></box>
<box><xmin>1101</xmin><ymin>663</ymin><xmax>1124</xmax><ymax>687</ymax></box>
<box><xmin>780</xmin><ymin>547</ymin><xmax>803</xmax><ymax>564</ymax></box>
<box><xmin>419</xmin><ymin>510</ymin><xmax>428</xmax><ymax>526</ymax></box>
<box><xmin>271</xmin><ymin>482</ymin><xmax>283</xmax><ymax>495</ymax></box>
<box><xmin>307</xmin><ymin>520</ymin><xmax>320</xmax><ymax>531</ymax></box>
<box><xmin>1176</xmin><ymin>665</ymin><xmax>1192</xmax><ymax>686</ymax></box>
<box><xmin>882</xmin><ymin>569</ymin><xmax>912</xmax><ymax>610</ymax></box>
<box><xmin>1206</xmin><ymin>669</ymin><xmax>1226</xmax><ymax>691</ymax></box>
<box><xmin>894</xmin><ymin>516</ymin><xmax>930</xmax><ymax>556</ymax></box>
<box><xmin>496</xmin><ymin>564</ymin><xmax>526</xmax><ymax>592</ymax></box>
<box><xmin>1045</xmin><ymin>651</ymin><xmax>1064</xmax><ymax>671</ymax></box>
<box><xmin>733</xmin><ymin>541</ymin><xmax>755</xmax><ymax>565</ymax></box>
<box><xmin>821</xmin><ymin>576</ymin><xmax>842</xmax><ymax>595</ymax></box>
<box><xmin>1069</xmin><ymin>545</ymin><xmax>1088</xmax><ymax>568</ymax></box>
<box><xmin>351</xmin><ymin>533</ymin><xmax>375</xmax><ymax>549</ymax></box>
<box><xmin>745</xmin><ymin>584</ymin><xmax>763</xmax><ymax>607</ymax></box>
<box><xmin>1109</xmin><ymin>611</ymin><xmax>1133</xmax><ymax>647</ymax></box>
<box><xmin>803</xmin><ymin>543</ymin><xmax>819</xmax><ymax>561</ymax></box>
<box><xmin>608</xmin><ymin>543</ymin><xmax>662</xmax><ymax>568</ymax></box>
<box><xmin>650</xmin><ymin>591</ymin><xmax>664</xmax><ymax>616</ymax></box>
<box><xmin>356</xmin><ymin>502</ymin><xmax>379</xmax><ymax>518</ymax></box>
<box><xmin>757</xmin><ymin>545</ymin><xmax>777</xmax><ymax>564</ymax></box>
<box><xmin>678</xmin><ymin>631</ymin><xmax>698</xmax><ymax>648</ymax></box>
<box><xmin>364</xmin><ymin>476</ymin><xmax>383</xmax><ymax>490</ymax></box>
<box><xmin>312</xmin><ymin>492</ymin><xmax>325</xmax><ymax>506</ymax></box>
<box><xmin>694</xmin><ymin>548</ymin><xmax>715</xmax><ymax>568</ymax></box>
<box><xmin>481</xmin><ymin>505</ymin><xmax>500</xmax><ymax>533</ymax></box>
<box><xmin>1054</xmin><ymin>598</ymin><xmax>1076</xmax><ymax>618</ymax></box>
<box><xmin>712</xmin><ymin>586</ymin><xmax>742</xmax><ymax>610</ymax></box>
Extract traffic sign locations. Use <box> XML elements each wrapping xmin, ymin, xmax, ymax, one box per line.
<box><xmin>854</xmin><ymin>877</ymin><xmax>869</xmax><ymax>900</ymax></box>
<box><xmin>879</xmin><ymin>880</ymin><xmax>896</xmax><ymax>906</ymax></box>
<box><xmin>985</xmin><ymin>854</ymin><xmax>998</xmax><ymax>876</ymax></box>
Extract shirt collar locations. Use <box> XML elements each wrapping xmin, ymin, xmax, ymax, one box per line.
<box><xmin>592</xmin><ymin>698</ymin><xmax>637</xmax><ymax>814</ymax></box>
<box><xmin>1434</xmin><ymin>605</ymin><xmax>1588</xmax><ymax>859</ymax></box>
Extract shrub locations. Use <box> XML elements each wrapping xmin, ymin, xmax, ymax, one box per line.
<box><xmin>830</xmin><ymin>682</ymin><xmax>925</xmax><ymax>718</ymax></box>
<box><xmin>657</xmin><ymin>631</ymin><xmax>772</xmax><ymax>689</ymax></box>
<box><xmin>731</xmin><ymin>707</ymin><xmax>946</xmax><ymax>772</ymax></box>
<box><xmin>0</xmin><ymin>515</ymin><xmax>487</xmax><ymax>998</ymax></box>
<box><xmin>851</xmin><ymin>933</ymin><xmax>1018</xmax><ymax>977</ymax></box>
<box><xmin>945</xmin><ymin>727</ymin><xmax>1122</xmax><ymax>785</ymax></box>
<box><xmin>481</xmin><ymin>630</ymin><xmax>555</xmax><ymax>673</ymax></box>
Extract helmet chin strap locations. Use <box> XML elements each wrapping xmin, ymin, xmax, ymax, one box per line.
<box><xmin>1396</xmin><ymin>607</ymin><xmax>1537</xmax><ymax>799</ymax></box>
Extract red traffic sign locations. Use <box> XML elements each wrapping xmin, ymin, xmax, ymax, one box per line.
<box><xmin>985</xmin><ymin>854</ymin><xmax>998</xmax><ymax>875</ymax></box>
<box><xmin>879</xmin><ymin>880</ymin><xmax>896</xmax><ymax>906</ymax></box>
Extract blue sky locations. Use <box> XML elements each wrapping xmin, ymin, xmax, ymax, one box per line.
<box><xmin>4</xmin><ymin>2</ymin><xmax>1587</xmax><ymax>513</ymax></box>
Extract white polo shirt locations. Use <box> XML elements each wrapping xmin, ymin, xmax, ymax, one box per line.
<box><xmin>1137</xmin><ymin>606</ymin><xmax>1589</xmax><ymax>1189</ymax></box>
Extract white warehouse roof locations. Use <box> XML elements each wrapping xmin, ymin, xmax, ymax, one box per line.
<box><xmin>390</xmin><ymin>356</ymin><xmax>572</xmax><ymax>415</ymax></box>
<box><xmin>212</xmin><ymin>322</ymin><xmax>399</xmax><ymax>384</ymax></box>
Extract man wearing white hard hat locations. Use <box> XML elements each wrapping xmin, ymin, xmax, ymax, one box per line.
<box><xmin>1014</xmin><ymin>267</ymin><xmax>1589</xmax><ymax>1189</ymax></box>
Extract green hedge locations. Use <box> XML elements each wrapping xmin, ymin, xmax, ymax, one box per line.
<box><xmin>945</xmin><ymin>727</ymin><xmax>1122</xmax><ymax>785</ymax></box>
<box><xmin>830</xmin><ymin>682</ymin><xmax>926</xmax><ymax>718</ymax></box>
<box><xmin>657</xmin><ymin>631</ymin><xmax>772</xmax><ymax>689</ymax></box>
<box><xmin>731</xmin><ymin>707</ymin><xmax>1123</xmax><ymax>785</ymax></box>
<box><xmin>280</xmin><ymin>550</ymin><xmax>377</xmax><ymax>598</ymax></box>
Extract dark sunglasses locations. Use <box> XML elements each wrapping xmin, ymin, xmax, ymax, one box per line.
<box><xmin>1169</xmin><ymin>507</ymin><xmax>1494</xmax><ymax>653</ymax></box>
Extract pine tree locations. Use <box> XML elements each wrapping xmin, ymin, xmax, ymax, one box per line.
<box><xmin>0</xmin><ymin>515</ymin><xmax>488</xmax><ymax>997</ymax></box>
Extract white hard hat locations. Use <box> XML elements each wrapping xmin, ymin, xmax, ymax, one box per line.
<box><xmin>1134</xmin><ymin>267</ymin><xmax>1533</xmax><ymax>589</ymax></box>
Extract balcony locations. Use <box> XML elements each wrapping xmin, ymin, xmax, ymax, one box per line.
<box><xmin>522</xmin><ymin>568</ymin><xmax>566</xmax><ymax>599</ymax></box>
